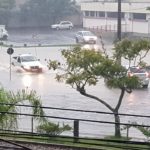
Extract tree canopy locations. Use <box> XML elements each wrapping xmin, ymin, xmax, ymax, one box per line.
<box><xmin>0</xmin><ymin>0</ymin><xmax>15</xmax><ymax>25</ymax></box>
<box><xmin>20</xmin><ymin>0</ymin><xmax>78</xmax><ymax>24</ymax></box>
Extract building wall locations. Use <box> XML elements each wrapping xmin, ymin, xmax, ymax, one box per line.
<box><xmin>81</xmin><ymin>1</ymin><xmax>150</xmax><ymax>34</ymax></box>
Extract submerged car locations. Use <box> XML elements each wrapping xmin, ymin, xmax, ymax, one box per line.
<box><xmin>12</xmin><ymin>54</ymin><xmax>43</xmax><ymax>73</ymax></box>
<box><xmin>51</xmin><ymin>21</ymin><xmax>73</xmax><ymax>30</ymax></box>
<box><xmin>127</xmin><ymin>66</ymin><xmax>149</xmax><ymax>88</ymax></box>
<box><xmin>75</xmin><ymin>30</ymin><xmax>98</xmax><ymax>44</ymax></box>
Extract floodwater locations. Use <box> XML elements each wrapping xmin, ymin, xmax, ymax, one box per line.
<box><xmin>0</xmin><ymin>45</ymin><xmax>150</xmax><ymax>140</ymax></box>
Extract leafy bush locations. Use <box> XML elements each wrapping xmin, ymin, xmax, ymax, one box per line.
<box><xmin>36</xmin><ymin>121</ymin><xmax>72</xmax><ymax>136</ymax></box>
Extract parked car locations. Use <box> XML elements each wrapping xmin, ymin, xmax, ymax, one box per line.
<box><xmin>51</xmin><ymin>21</ymin><xmax>73</xmax><ymax>30</ymax></box>
<box><xmin>75</xmin><ymin>30</ymin><xmax>98</xmax><ymax>44</ymax></box>
<box><xmin>127</xmin><ymin>66</ymin><xmax>149</xmax><ymax>88</ymax></box>
<box><xmin>12</xmin><ymin>54</ymin><xmax>43</xmax><ymax>73</ymax></box>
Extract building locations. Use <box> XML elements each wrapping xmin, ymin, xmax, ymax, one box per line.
<box><xmin>80</xmin><ymin>0</ymin><xmax>150</xmax><ymax>34</ymax></box>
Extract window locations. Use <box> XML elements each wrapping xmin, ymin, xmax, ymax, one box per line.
<box><xmin>84</xmin><ymin>11</ymin><xmax>95</xmax><ymax>17</ymax></box>
<box><xmin>107</xmin><ymin>12</ymin><xmax>124</xmax><ymax>19</ymax></box>
<box><xmin>90</xmin><ymin>11</ymin><xmax>95</xmax><ymax>17</ymax></box>
<box><xmin>85</xmin><ymin>11</ymin><xmax>90</xmax><ymax>17</ymax></box>
<box><xmin>133</xmin><ymin>13</ymin><xmax>146</xmax><ymax>20</ymax></box>
<box><xmin>96</xmin><ymin>11</ymin><xmax>105</xmax><ymax>18</ymax></box>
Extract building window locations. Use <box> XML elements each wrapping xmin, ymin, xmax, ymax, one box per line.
<box><xmin>133</xmin><ymin>13</ymin><xmax>146</xmax><ymax>20</ymax></box>
<box><xmin>85</xmin><ymin>11</ymin><xmax>90</xmax><ymax>17</ymax></box>
<box><xmin>84</xmin><ymin>11</ymin><xmax>95</xmax><ymax>17</ymax></box>
<box><xmin>107</xmin><ymin>12</ymin><xmax>124</xmax><ymax>19</ymax></box>
<box><xmin>96</xmin><ymin>11</ymin><xmax>105</xmax><ymax>18</ymax></box>
<box><xmin>90</xmin><ymin>11</ymin><xmax>95</xmax><ymax>17</ymax></box>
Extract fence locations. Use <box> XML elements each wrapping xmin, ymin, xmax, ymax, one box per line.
<box><xmin>0</xmin><ymin>102</ymin><xmax>150</xmax><ymax>149</ymax></box>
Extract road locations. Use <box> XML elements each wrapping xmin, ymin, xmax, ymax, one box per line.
<box><xmin>0</xmin><ymin>28</ymin><xmax>150</xmax><ymax>139</ymax></box>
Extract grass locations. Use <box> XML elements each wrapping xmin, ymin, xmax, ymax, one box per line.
<box><xmin>0</xmin><ymin>132</ymin><xmax>150</xmax><ymax>150</ymax></box>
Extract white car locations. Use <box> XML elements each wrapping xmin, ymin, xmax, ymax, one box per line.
<box><xmin>12</xmin><ymin>54</ymin><xmax>43</xmax><ymax>73</ymax></box>
<box><xmin>51</xmin><ymin>21</ymin><xmax>73</xmax><ymax>30</ymax></box>
<box><xmin>75</xmin><ymin>30</ymin><xmax>98</xmax><ymax>44</ymax></box>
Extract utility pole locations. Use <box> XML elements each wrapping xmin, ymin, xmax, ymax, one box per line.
<box><xmin>117</xmin><ymin>0</ymin><xmax>121</xmax><ymax>41</ymax></box>
<box><xmin>116</xmin><ymin>0</ymin><xmax>122</xmax><ymax>64</ymax></box>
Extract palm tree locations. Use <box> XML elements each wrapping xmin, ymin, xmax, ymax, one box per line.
<box><xmin>0</xmin><ymin>87</ymin><xmax>45</xmax><ymax>130</ymax></box>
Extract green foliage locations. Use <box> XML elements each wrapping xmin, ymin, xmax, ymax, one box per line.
<box><xmin>0</xmin><ymin>0</ymin><xmax>15</xmax><ymax>10</ymax></box>
<box><xmin>114</xmin><ymin>38</ymin><xmax>150</xmax><ymax>65</ymax></box>
<box><xmin>0</xmin><ymin>87</ymin><xmax>45</xmax><ymax>130</ymax></box>
<box><xmin>36</xmin><ymin>121</ymin><xmax>72</xmax><ymax>136</ymax></box>
<box><xmin>122</xmin><ymin>122</ymin><xmax>150</xmax><ymax>140</ymax></box>
<box><xmin>20</xmin><ymin>0</ymin><xmax>78</xmax><ymax>24</ymax></box>
<box><xmin>47</xmin><ymin>40</ymin><xmax>150</xmax><ymax>137</ymax></box>
<box><xmin>48</xmin><ymin>46</ymin><xmax>141</xmax><ymax>90</ymax></box>
<box><xmin>0</xmin><ymin>0</ymin><xmax>15</xmax><ymax>25</ymax></box>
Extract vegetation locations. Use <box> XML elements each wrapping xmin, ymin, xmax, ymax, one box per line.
<box><xmin>0</xmin><ymin>0</ymin><xmax>15</xmax><ymax>25</ymax></box>
<box><xmin>37</xmin><ymin>121</ymin><xmax>72</xmax><ymax>136</ymax></box>
<box><xmin>0</xmin><ymin>133</ymin><xmax>149</xmax><ymax>150</ymax></box>
<box><xmin>0</xmin><ymin>87</ymin><xmax>71</xmax><ymax>136</ymax></box>
<box><xmin>47</xmin><ymin>38</ymin><xmax>150</xmax><ymax>138</ymax></box>
<box><xmin>122</xmin><ymin>121</ymin><xmax>150</xmax><ymax>141</ymax></box>
<box><xmin>19</xmin><ymin>0</ymin><xmax>78</xmax><ymax>25</ymax></box>
<box><xmin>0</xmin><ymin>0</ymin><xmax>79</xmax><ymax>27</ymax></box>
<box><xmin>0</xmin><ymin>87</ymin><xmax>45</xmax><ymax>130</ymax></box>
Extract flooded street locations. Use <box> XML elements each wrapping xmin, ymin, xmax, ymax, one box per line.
<box><xmin>0</xmin><ymin>28</ymin><xmax>150</xmax><ymax>139</ymax></box>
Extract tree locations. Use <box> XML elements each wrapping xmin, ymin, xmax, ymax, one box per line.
<box><xmin>0</xmin><ymin>87</ymin><xmax>45</xmax><ymax>130</ymax></box>
<box><xmin>0</xmin><ymin>0</ymin><xmax>15</xmax><ymax>25</ymax></box>
<box><xmin>20</xmin><ymin>0</ymin><xmax>78</xmax><ymax>25</ymax></box>
<box><xmin>47</xmin><ymin>38</ymin><xmax>150</xmax><ymax>138</ymax></box>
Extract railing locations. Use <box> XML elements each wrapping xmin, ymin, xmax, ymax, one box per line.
<box><xmin>0</xmin><ymin>102</ymin><xmax>150</xmax><ymax>149</ymax></box>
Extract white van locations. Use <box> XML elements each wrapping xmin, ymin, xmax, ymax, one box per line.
<box><xmin>0</xmin><ymin>25</ymin><xmax>8</xmax><ymax>40</ymax></box>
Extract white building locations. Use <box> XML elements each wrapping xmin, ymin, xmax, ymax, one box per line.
<box><xmin>80</xmin><ymin>0</ymin><xmax>150</xmax><ymax>34</ymax></box>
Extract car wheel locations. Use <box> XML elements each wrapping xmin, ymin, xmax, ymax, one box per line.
<box><xmin>56</xmin><ymin>27</ymin><xmax>59</xmax><ymax>30</ymax></box>
<box><xmin>143</xmin><ymin>84</ymin><xmax>148</xmax><ymax>88</ymax></box>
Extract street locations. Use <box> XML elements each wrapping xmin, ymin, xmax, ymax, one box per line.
<box><xmin>0</xmin><ymin>28</ymin><xmax>150</xmax><ymax>139</ymax></box>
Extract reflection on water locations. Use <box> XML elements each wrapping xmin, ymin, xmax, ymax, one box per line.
<box><xmin>22</xmin><ymin>74</ymin><xmax>32</xmax><ymax>88</ymax></box>
<box><xmin>127</xmin><ymin>93</ymin><xmax>135</xmax><ymax>105</ymax></box>
<box><xmin>82</xmin><ymin>44</ymin><xmax>101</xmax><ymax>51</ymax></box>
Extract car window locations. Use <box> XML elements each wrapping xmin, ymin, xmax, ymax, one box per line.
<box><xmin>83</xmin><ymin>31</ymin><xmax>93</xmax><ymax>36</ymax></box>
<box><xmin>78</xmin><ymin>32</ymin><xmax>82</xmax><ymax>36</ymax></box>
<box><xmin>61</xmin><ymin>22</ymin><xmax>70</xmax><ymax>25</ymax></box>
<box><xmin>21</xmin><ymin>56</ymin><xmax>37</xmax><ymax>62</ymax></box>
<box><xmin>130</xmin><ymin>67</ymin><xmax>146</xmax><ymax>73</ymax></box>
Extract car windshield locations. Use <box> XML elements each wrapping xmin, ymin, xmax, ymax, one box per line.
<box><xmin>21</xmin><ymin>56</ymin><xmax>37</xmax><ymax>62</ymax></box>
<box><xmin>82</xmin><ymin>31</ymin><xmax>94</xmax><ymax>36</ymax></box>
<box><xmin>130</xmin><ymin>67</ymin><xmax>146</xmax><ymax>73</ymax></box>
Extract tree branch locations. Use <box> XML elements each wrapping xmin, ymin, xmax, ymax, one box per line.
<box><xmin>77</xmin><ymin>88</ymin><xmax>114</xmax><ymax>112</ymax></box>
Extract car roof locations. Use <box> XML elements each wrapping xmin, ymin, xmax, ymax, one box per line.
<box><xmin>18</xmin><ymin>54</ymin><xmax>33</xmax><ymax>57</ymax></box>
<box><xmin>78</xmin><ymin>30</ymin><xmax>91</xmax><ymax>33</ymax></box>
<box><xmin>60</xmin><ymin>21</ymin><xmax>72</xmax><ymax>23</ymax></box>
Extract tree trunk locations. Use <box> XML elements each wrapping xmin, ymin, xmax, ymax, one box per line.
<box><xmin>114</xmin><ymin>113</ymin><xmax>121</xmax><ymax>137</ymax></box>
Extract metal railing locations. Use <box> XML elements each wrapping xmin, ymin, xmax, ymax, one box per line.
<box><xmin>0</xmin><ymin>102</ymin><xmax>150</xmax><ymax>149</ymax></box>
